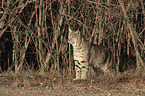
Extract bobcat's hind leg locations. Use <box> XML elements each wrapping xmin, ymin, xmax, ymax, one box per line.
<box><xmin>73</xmin><ymin>60</ymin><xmax>81</xmax><ymax>80</ymax></box>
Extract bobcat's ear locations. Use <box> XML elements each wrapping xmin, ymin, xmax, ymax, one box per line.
<box><xmin>69</xmin><ymin>28</ymin><xmax>72</xmax><ymax>33</ymax></box>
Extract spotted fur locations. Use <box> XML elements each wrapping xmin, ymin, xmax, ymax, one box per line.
<box><xmin>68</xmin><ymin>28</ymin><xmax>116</xmax><ymax>80</ymax></box>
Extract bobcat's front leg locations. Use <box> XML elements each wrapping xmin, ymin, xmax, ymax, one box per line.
<box><xmin>81</xmin><ymin>61</ymin><xmax>88</xmax><ymax>80</ymax></box>
<box><xmin>73</xmin><ymin>60</ymin><xmax>81</xmax><ymax>80</ymax></box>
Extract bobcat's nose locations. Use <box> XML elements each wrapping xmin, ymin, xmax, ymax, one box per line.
<box><xmin>68</xmin><ymin>38</ymin><xmax>72</xmax><ymax>43</ymax></box>
<box><xmin>68</xmin><ymin>38</ymin><xmax>70</xmax><ymax>42</ymax></box>
<box><xmin>68</xmin><ymin>39</ymin><xmax>72</xmax><ymax>44</ymax></box>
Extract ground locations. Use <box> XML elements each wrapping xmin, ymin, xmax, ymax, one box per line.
<box><xmin>0</xmin><ymin>70</ymin><xmax>145</xmax><ymax>96</ymax></box>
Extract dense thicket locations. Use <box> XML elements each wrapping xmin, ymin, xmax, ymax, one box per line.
<box><xmin>0</xmin><ymin>0</ymin><xmax>144</xmax><ymax>76</ymax></box>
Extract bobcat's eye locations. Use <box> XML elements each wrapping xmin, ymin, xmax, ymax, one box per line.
<box><xmin>77</xmin><ymin>31</ymin><xmax>80</xmax><ymax>35</ymax></box>
<box><xmin>76</xmin><ymin>30</ymin><xmax>80</xmax><ymax>35</ymax></box>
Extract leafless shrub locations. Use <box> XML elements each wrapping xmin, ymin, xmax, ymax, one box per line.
<box><xmin>0</xmin><ymin>0</ymin><xmax>144</xmax><ymax>78</ymax></box>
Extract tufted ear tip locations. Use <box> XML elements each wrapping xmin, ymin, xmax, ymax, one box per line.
<box><xmin>69</xmin><ymin>28</ymin><xmax>72</xmax><ymax>32</ymax></box>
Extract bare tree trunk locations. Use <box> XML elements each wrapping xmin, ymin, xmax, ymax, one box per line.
<box><xmin>0</xmin><ymin>10</ymin><xmax>7</xmax><ymax>38</ymax></box>
<box><xmin>44</xmin><ymin>1</ymin><xmax>65</xmax><ymax>72</ymax></box>
<box><xmin>119</xmin><ymin>0</ymin><xmax>144</xmax><ymax>68</ymax></box>
<box><xmin>11</xmin><ymin>26</ymin><xmax>30</xmax><ymax>74</ymax></box>
<box><xmin>34</xmin><ymin>0</ymin><xmax>45</xmax><ymax>73</ymax></box>
<box><xmin>1</xmin><ymin>0</ymin><xmax>33</xmax><ymax>74</ymax></box>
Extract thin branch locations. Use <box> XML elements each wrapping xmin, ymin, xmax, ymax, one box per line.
<box><xmin>4</xmin><ymin>8</ymin><xmax>34</xmax><ymax>34</ymax></box>
<box><xmin>119</xmin><ymin>0</ymin><xmax>144</xmax><ymax>68</ymax></box>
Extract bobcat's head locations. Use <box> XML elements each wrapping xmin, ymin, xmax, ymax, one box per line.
<box><xmin>68</xmin><ymin>28</ymin><xmax>81</xmax><ymax>46</ymax></box>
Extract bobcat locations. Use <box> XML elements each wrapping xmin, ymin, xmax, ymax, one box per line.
<box><xmin>68</xmin><ymin>28</ymin><xmax>116</xmax><ymax>80</ymax></box>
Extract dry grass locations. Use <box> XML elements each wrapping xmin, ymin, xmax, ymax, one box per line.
<box><xmin>0</xmin><ymin>69</ymin><xmax>145</xmax><ymax>96</ymax></box>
